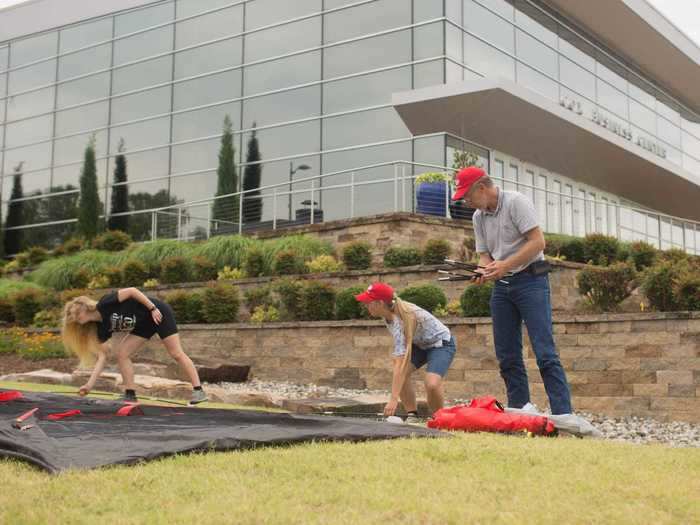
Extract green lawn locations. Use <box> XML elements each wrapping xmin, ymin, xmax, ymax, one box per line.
<box><xmin>2</xmin><ymin>382</ymin><xmax>699</xmax><ymax>525</ymax></box>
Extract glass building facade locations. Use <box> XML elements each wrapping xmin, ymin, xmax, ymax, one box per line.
<box><xmin>1</xmin><ymin>0</ymin><xmax>699</xmax><ymax>250</ymax></box>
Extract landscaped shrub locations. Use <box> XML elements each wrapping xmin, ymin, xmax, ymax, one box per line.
<box><xmin>165</xmin><ymin>290</ymin><xmax>205</xmax><ymax>324</ymax></box>
<box><xmin>629</xmin><ymin>241</ymin><xmax>657</xmax><ymax>271</ymax></box>
<box><xmin>244</xmin><ymin>285</ymin><xmax>276</xmax><ymax>311</ymax></box>
<box><xmin>0</xmin><ymin>279</ymin><xmax>45</xmax><ymax>300</ymax></box>
<box><xmin>422</xmin><ymin>239</ymin><xmax>451</xmax><ymax>265</ymax></box>
<box><xmin>243</xmin><ymin>246</ymin><xmax>267</xmax><ymax>277</ymax></box>
<box><xmin>121</xmin><ymin>259</ymin><xmax>149</xmax><ymax>287</ymax></box>
<box><xmin>275</xmin><ymin>278</ymin><xmax>304</xmax><ymax>321</ymax></box>
<box><xmin>92</xmin><ymin>230</ymin><xmax>132</xmax><ymax>251</ymax></box>
<box><xmin>335</xmin><ymin>285</ymin><xmax>369</xmax><ymax>320</ymax></box>
<box><xmin>298</xmin><ymin>282</ymin><xmax>336</xmax><ymax>321</ymax></box>
<box><xmin>267</xmin><ymin>235</ymin><xmax>333</xmax><ymax>262</ymax></box>
<box><xmin>306</xmin><ymin>255</ymin><xmax>344</xmax><ymax>273</ymax></box>
<box><xmin>201</xmin><ymin>283</ymin><xmax>239</xmax><ymax>323</ymax></box>
<box><xmin>160</xmin><ymin>256</ymin><xmax>193</xmax><ymax>284</ymax></box>
<box><xmin>577</xmin><ymin>262</ymin><xmax>637</xmax><ymax>312</ymax></box>
<box><xmin>11</xmin><ymin>288</ymin><xmax>47</xmax><ymax>326</ymax></box>
<box><xmin>545</xmin><ymin>234</ymin><xmax>586</xmax><ymax>263</ymax></box>
<box><xmin>675</xmin><ymin>273</ymin><xmax>700</xmax><ymax>311</ymax></box>
<box><xmin>143</xmin><ymin>279</ymin><xmax>160</xmax><ymax>289</ymax></box>
<box><xmin>25</xmin><ymin>246</ymin><xmax>50</xmax><ymax>266</ymax></box>
<box><xmin>384</xmin><ymin>246</ymin><xmax>422</xmax><ymax>268</ymax></box>
<box><xmin>28</xmin><ymin>250</ymin><xmax>120</xmax><ymax>290</ymax></box>
<box><xmin>53</xmin><ymin>237</ymin><xmax>84</xmax><ymax>257</ymax></box>
<box><xmin>659</xmin><ymin>247</ymin><xmax>692</xmax><ymax>265</ymax></box>
<box><xmin>14</xmin><ymin>253</ymin><xmax>29</xmax><ymax>268</ymax></box>
<box><xmin>0</xmin><ymin>298</ymin><xmax>15</xmax><ymax>323</ymax></box>
<box><xmin>32</xmin><ymin>309</ymin><xmax>62</xmax><ymax>328</ymax></box>
<box><xmin>460</xmin><ymin>284</ymin><xmax>493</xmax><ymax>317</ymax></box>
<box><xmin>192</xmin><ymin>256</ymin><xmax>218</xmax><ymax>282</ymax></box>
<box><xmin>217</xmin><ymin>266</ymin><xmax>245</xmax><ymax>280</ymax></box>
<box><xmin>250</xmin><ymin>305</ymin><xmax>280</xmax><ymax>324</ymax></box>
<box><xmin>68</xmin><ymin>268</ymin><xmax>91</xmax><ymax>290</ymax></box>
<box><xmin>87</xmin><ymin>275</ymin><xmax>110</xmax><ymax>290</ymax></box>
<box><xmin>272</xmin><ymin>249</ymin><xmax>306</xmax><ymax>276</ymax></box>
<box><xmin>103</xmin><ymin>266</ymin><xmax>124</xmax><ymax>287</ymax></box>
<box><xmin>641</xmin><ymin>260</ymin><xmax>687</xmax><ymax>312</ymax></box>
<box><xmin>118</xmin><ymin>240</ymin><xmax>192</xmax><ymax>277</ymax></box>
<box><xmin>192</xmin><ymin>235</ymin><xmax>256</xmax><ymax>270</ymax></box>
<box><xmin>17</xmin><ymin>332</ymin><xmax>67</xmax><ymax>360</ymax></box>
<box><xmin>398</xmin><ymin>284</ymin><xmax>447</xmax><ymax>313</ymax></box>
<box><xmin>583</xmin><ymin>233</ymin><xmax>620</xmax><ymax>265</ymax></box>
<box><xmin>342</xmin><ymin>242</ymin><xmax>372</xmax><ymax>270</ymax></box>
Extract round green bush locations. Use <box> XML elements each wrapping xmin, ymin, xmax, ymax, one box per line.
<box><xmin>272</xmin><ymin>249</ymin><xmax>306</xmax><ymax>276</ymax></box>
<box><xmin>121</xmin><ymin>259</ymin><xmax>149</xmax><ymax>287</ymax></box>
<box><xmin>675</xmin><ymin>273</ymin><xmax>700</xmax><ymax>311</ymax></box>
<box><xmin>0</xmin><ymin>298</ymin><xmax>15</xmax><ymax>323</ymax></box>
<box><xmin>26</xmin><ymin>246</ymin><xmax>50</xmax><ymax>266</ymax></box>
<box><xmin>383</xmin><ymin>247</ymin><xmax>422</xmax><ymax>268</ymax></box>
<box><xmin>92</xmin><ymin>230</ymin><xmax>132</xmax><ymax>252</ymax></box>
<box><xmin>275</xmin><ymin>278</ymin><xmax>303</xmax><ymax>321</ymax></box>
<box><xmin>53</xmin><ymin>237</ymin><xmax>84</xmax><ymax>257</ymax></box>
<box><xmin>460</xmin><ymin>283</ymin><xmax>493</xmax><ymax>317</ymax></box>
<box><xmin>342</xmin><ymin>242</ymin><xmax>372</xmax><ymax>270</ymax></box>
<box><xmin>422</xmin><ymin>239</ymin><xmax>452</xmax><ymax>265</ymax></box>
<box><xmin>641</xmin><ymin>261</ymin><xmax>688</xmax><ymax>312</ymax></box>
<box><xmin>577</xmin><ymin>262</ymin><xmax>637</xmax><ymax>312</ymax></box>
<box><xmin>335</xmin><ymin>285</ymin><xmax>369</xmax><ymax>320</ymax></box>
<box><xmin>244</xmin><ymin>285</ymin><xmax>275</xmax><ymax>311</ymax></box>
<box><xmin>201</xmin><ymin>283</ymin><xmax>240</xmax><ymax>323</ymax></box>
<box><xmin>160</xmin><ymin>256</ymin><xmax>193</xmax><ymax>284</ymax></box>
<box><xmin>192</xmin><ymin>256</ymin><xmax>218</xmax><ymax>282</ymax></box>
<box><xmin>629</xmin><ymin>241</ymin><xmax>657</xmax><ymax>271</ymax></box>
<box><xmin>398</xmin><ymin>284</ymin><xmax>447</xmax><ymax>313</ymax></box>
<box><xmin>10</xmin><ymin>288</ymin><xmax>47</xmax><ymax>326</ymax></box>
<box><xmin>243</xmin><ymin>247</ymin><xmax>267</xmax><ymax>277</ymax></box>
<box><xmin>299</xmin><ymin>282</ymin><xmax>336</xmax><ymax>321</ymax></box>
<box><xmin>103</xmin><ymin>266</ymin><xmax>124</xmax><ymax>287</ymax></box>
<box><xmin>165</xmin><ymin>290</ymin><xmax>205</xmax><ymax>324</ymax></box>
<box><xmin>583</xmin><ymin>233</ymin><xmax>620</xmax><ymax>266</ymax></box>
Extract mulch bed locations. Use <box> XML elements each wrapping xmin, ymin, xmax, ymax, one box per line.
<box><xmin>0</xmin><ymin>354</ymin><xmax>78</xmax><ymax>376</ymax></box>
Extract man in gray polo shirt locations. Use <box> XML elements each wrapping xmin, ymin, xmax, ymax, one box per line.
<box><xmin>451</xmin><ymin>166</ymin><xmax>573</xmax><ymax>416</ymax></box>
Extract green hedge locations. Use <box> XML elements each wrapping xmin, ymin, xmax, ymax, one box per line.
<box><xmin>398</xmin><ymin>284</ymin><xmax>447</xmax><ymax>313</ymax></box>
<box><xmin>460</xmin><ymin>284</ymin><xmax>493</xmax><ymax>317</ymax></box>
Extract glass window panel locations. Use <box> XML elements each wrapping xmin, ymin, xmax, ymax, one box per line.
<box><xmin>170</xmin><ymin>137</ymin><xmax>219</xmax><ymax>179</ymax></box>
<box><xmin>244</xmin><ymin>85</ymin><xmax>319</xmax><ymax>128</ymax></box>
<box><xmin>549</xmin><ymin>179</ymin><xmax>561</xmax><ymax>233</ymax></box>
<box><xmin>3</xmin><ymin>170</ymin><xmax>51</xmax><ymax>203</ymax></box>
<box><xmin>519</xmin><ymin>168</ymin><xmax>534</xmax><ymax>200</ymax></box>
<box><xmin>492</xmin><ymin>158</ymin><xmax>504</xmax><ymax>188</ymax></box>
<box><xmin>558</xmin><ymin>27</ymin><xmax>595</xmax><ymax>71</ymax></box>
<box><xmin>110</xmin><ymin>117</ymin><xmax>170</xmax><ymax>152</ymax></box>
<box><xmin>245</xmin><ymin>120</ymin><xmax>319</xmax><ymax>160</ymax></box>
<box><xmin>657</xmin><ymin>116</ymin><xmax>681</xmax><ymax>149</ymax></box>
<box><xmin>3</xmin><ymin>142</ymin><xmax>52</xmax><ymax>173</ymax></box>
<box><xmin>0</xmin><ymin>46</ymin><xmax>8</xmax><ymax>69</ymax></box>
<box><xmin>414</xmin><ymin>60</ymin><xmax>446</xmax><ymax>89</ymax></box>
<box><xmin>683</xmin><ymin>154</ymin><xmax>700</xmax><ymax>176</ymax></box>
<box><xmin>414</xmin><ymin>22</ymin><xmax>443</xmax><ymax>60</ymax></box>
<box><xmin>245</xmin><ymin>17</ymin><xmax>321</xmax><ymax>63</ymax></box>
<box><xmin>174</xmin><ymin>37</ymin><xmax>242</xmax><ymax>79</ymax></box>
<box><xmin>446</xmin><ymin>61</ymin><xmax>464</xmax><ymax>84</ymax></box>
<box><xmin>115</xmin><ymin>2</ymin><xmax>174</xmax><ymax>36</ymax></box>
<box><xmin>560</xmin><ymin>86</ymin><xmax>595</xmax><ymax>119</ymax></box>
<box><xmin>505</xmin><ymin>163</ymin><xmax>517</xmax><ymax>191</ymax></box>
<box><xmin>423</xmin><ymin>0</ymin><xmax>448</xmax><ymax>22</ymax></box>
<box><xmin>10</xmin><ymin>32</ymin><xmax>57</xmax><ymax>67</ymax></box>
<box><xmin>322</xmin><ymin>107</ymin><xmax>409</xmax><ymax>150</ymax></box>
<box><xmin>55</xmin><ymin>101</ymin><xmax>109</xmax><ymax>137</ymax></box>
<box><xmin>175</xmin><ymin>69</ymin><xmax>241</xmax><ymax>111</ymax></box>
<box><xmin>656</xmin><ymin>96</ymin><xmax>680</xmax><ymax>125</ymax></box>
<box><xmin>517</xmin><ymin>63</ymin><xmax>557</xmax><ymax>101</ymax></box>
<box><xmin>177</xmin><ymin>0</ymin><xmax>234</xmax><ymax>17</ymax></box>
<box><xmin>53</xmin><ymin>131</ymin><xmax>108</xmax><ymax>166</ymax></box>
<box><xmin>463</xmin><ymin>32</ymin><xmax>515</xmax><ymax>81</ymax></box>
<box><xmin>629</xmin><ymin>99</ymin><xmax>656</xmax><ymax>135</ymax></box>
<box><xmin>681</xmin><ymin>115</ymin><xmax>700</xmax><ymax>140</ymax></box>
<box><xmin>245</xmin><ymin>50</ymin><xmax>320</xmax><ymax>94</ymax></box>
<box><xmin>464</xmin><ymin>0</ymin><xmax>514</xmax><ymax>54</ymax></box>
<box><xmin>108</xmin><ymin>147</ymin><xmax>170</xmax><ymax>183</ymax></box>
<box><xmin>58</xmin><ymin>43</ymin><xmax>111</xmax><ymax>80</ymax></box>
<box><xmin>514</xmin><ymin>0</ymin><xmax>556</xmax><ymax>47</ymax></box>
<box><xmin>112</xmin><ymin>86</ymin><xmax>171</xmax><ymax>124</ymax></box>
<box><xmin>559</xmin><ymin>56</ymin><xmax>594</xmax><ymax>100</ymax></box>
<box><xmin>6</xmin><ymin>87</ymin><xmax>54</xmax><ymax>121</ymax></box>
<box><xmin>5</xmin><ymin>114</ymin><xmax>52</xmax><ymax>149</ymax></box>
<box><xmin>114</xmin><ymin>26</ymin><xmax>173</xmax><ymax>65</ymax></box>
<box><xmin>414</xmin><ymin>134</ymin><xmax>445</xmax><ymax>168</ymax></box>
<box><xmin>324</xmin><ymin>67</ymin><xmax>410</xmax><ymax>114</ymax></box>
<box><xmin>324</xmin><ymin>31</ymin><xmax>410</xmax><ymax>79</ymax></box>
<box><xmin>479</xmin><ymin>0</ymin><xmax>515</xmax><ymax>20</ymax></box>
<box><xmin>597</xmin><ymin>78</ymin><xmax>628</xmax><ymax>119</ymax></box>
<box><xmin>175</xmin><ymin>4</ymin><xmax>243</xmax><ymax>49</ymax></box>
<box><xmin>57</xmin><ymin>72</ymin><xmax>110</xmax><ymax>108</ymax></box>
<box><xmin>515</xmin><ymin>29</ymin><xmax>557</xmax><ymax>78</ymax></box>
<box><xmin>628</xmin><ymin>79</ymin><xmax>655</xmax><ymax>109</ymax></box>
<box><xmin>324</xmin><ymin>0</ymin><xmax>410</xmax><ymax>44</ymax></box>
<box><xmin>446</xmin><ymin>23</ymin><xmax>462</xmax><ymax>61</ymax></box>
<box><xmin>660</xmin><ymin>142</ymin><xmax>681</xmax><ymax>166</ymax></box>
<box><xmin>60</xmin><ymin>18</ymin><xmax>112</xmax><ymax>53</ymax></box>
<box><xmin>246</xmin><ymin>0</ymin><xmax>321</xmax><ymax>31</ymax></box>
<box><xmin>8</xmin><ymin>60</ymin><xmax>55</xmax><ymax>93</ymax></box>
<box><xmin>169</xmin><ymin>167</ymin><xmax>218</xmax><ymax>209</ymax></box>
<box><xmin>682</xmin><ymin>130</ymin><xmax>700</xmax><ymax>160</ymax></box>
<box><xmin>112</xmin><ymin>56</ymin><xmax>172</xmax><ymax>95</ymax></box>
<box><xmin>596</xmin><ymin>56</ymin><xmax>627</xmax><ymax>92</ymax></box>
<box><xmin>172</xmin><ymin>102</ymin><xmax>240</xmax><ymax>143</ymax></box>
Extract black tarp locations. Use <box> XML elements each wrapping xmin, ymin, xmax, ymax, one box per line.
<box><xmin>0</xmin><ymin>389</ymin><xmax>444</xmax><ymax>473</ymax></box>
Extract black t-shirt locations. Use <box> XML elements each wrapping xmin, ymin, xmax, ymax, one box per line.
<box><xmin>96</xmin><ymin>291</ymin><xmax>159</xmax><ymax>342</ymax></box>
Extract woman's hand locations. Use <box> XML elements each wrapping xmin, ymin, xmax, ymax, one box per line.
<box><xmin>78</xmin><ymin>384</ymin><xmax>91</xmax><ymax>397</ymax></box>
<box><xmin>151</xmin><ymin>308</ymin><xmax>163</xmax><ymax>325</ymax></box>
<box><xmin>383</xmin><ymin>398</ymin><xmax>399</xmax><ymax>417</ymax></box>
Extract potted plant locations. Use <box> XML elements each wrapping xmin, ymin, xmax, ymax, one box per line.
<box><xmin>415</xmin><ymin>172</ymin><xmax>450</xmax><ymax>217</ymax></box>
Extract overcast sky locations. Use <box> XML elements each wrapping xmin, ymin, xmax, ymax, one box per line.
<box><xmin>0</xmin><ymin>0</ymin><xmax>699</xmax><ymax>46</ymax></box>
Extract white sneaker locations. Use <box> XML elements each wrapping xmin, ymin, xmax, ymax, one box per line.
<box><xmin>405</xmin><ymin>415</ymin><xmax>423</xmax><ymax>426</ymax></box>
<box><xmin>505</xmin><ymin>402</ymin><xmax>542</xmax><ymax>415</ymax></box>
<box><xmin>549</xmin><ymin>413</ymin><xmax>603</xmax><ymax>438</ymax></box>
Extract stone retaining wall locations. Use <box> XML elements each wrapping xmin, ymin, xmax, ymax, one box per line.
<box><xmin>135</xmin><ymin>312</ymin><xmax>700</xmax><ymax>423</ymax></box>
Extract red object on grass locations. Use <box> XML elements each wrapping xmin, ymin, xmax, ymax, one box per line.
<box><xmin>427</xmin><ymin>396</ymin><xmax>556</xmax><ymax>436</ymax></box>
<box><xmin>46</xmin><ymin>410</ymin><xmax>82</xmax><ymax>421</ymax></box>
<box><xmin>116</xmin><ymin>403</ymin><xmax>144</xmax><ymax>416</ymax></box>
<box><xmin>0</xmin><ymin>390</ymin><xmax>23</xmax><ymax>402</ymax></box>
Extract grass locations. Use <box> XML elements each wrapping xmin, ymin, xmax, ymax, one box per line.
<box><xmin>1</xmin><ymin>383</ymin><xmax>699</xmax><ymax>524</ymax></box>
<box><xmin>0</xmin><ymin>278</ymin><xmax>45</xmax><ymax>299</ymax></box>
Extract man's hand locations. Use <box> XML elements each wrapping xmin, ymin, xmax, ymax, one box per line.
<box><xmin>471</xmin><ymin>267</ymin><xmax>488</xmax><ymax>285</ymax></box>
<box><xmin>383</xmin><ymin>398</ymin><xmax>399</xmax><ymax>417</ymax></box>
<box><xmin>78</xmin><ymin>385</ymin><xmax>91</xmax><ymax>397</ymax></box>
<box><xmin>483</xmin><ymin>260</ymin><xmax>511</xmax><ymax>281</ymax></box>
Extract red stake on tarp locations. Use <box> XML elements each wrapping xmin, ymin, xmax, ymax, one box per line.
<box><xmin>46</xmin><ymin>409</ymin><xmax>82</xmax><ymax>421</ymax></box>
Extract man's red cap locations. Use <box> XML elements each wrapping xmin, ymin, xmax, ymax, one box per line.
<box><xmin>452</xmin><ymin>166</ymin><xmax>487</xmax><ymax>201</ymax></box>
<box><xmin>355</xmin><ymin>282</ymin><xmax>395</xmax><ymax>304</ymax></box>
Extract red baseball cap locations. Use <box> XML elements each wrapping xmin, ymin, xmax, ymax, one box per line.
<box><xmin>355</xmin><ymin>282</ymin><xmax>395</xmax><ymax>304</ymax></box>
<box><xmin>452</xmin><ymin>166</ymin><xmax>487</xmax><ymax>201</ymax></box>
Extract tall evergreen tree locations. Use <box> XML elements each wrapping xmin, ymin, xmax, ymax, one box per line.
<box><xmin>3</xmin><ymin>162</ymin><xmax>25</xmax><ymax>255</ymax></box>
<box><xmin>108</xmin><ymin>138</ymin><xmax>129</xmax><ymax>232</ymax></box>
<box><xmin>212</xmin><ymin>115</ymin><xmax>239</xmax><ymax>232</ymax></box>
<box><xmin>77</xmin><ymin>137</ymin><xmax>100</xmax><ymax>240</ymax></box>
<box><xmin>242</xmin><ymin>123</ymin><xmax>263</xmax><ymax>223</ymax></box>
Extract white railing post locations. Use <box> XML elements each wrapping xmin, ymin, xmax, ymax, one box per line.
<box><xmin>350</xmin><ymin>172</ymin><xmax>355</xmax><ymax>219</ymax></box>
<box><xmin>401</xmin><ymin>165</ymin><xmax>406</xmax><ymax>212</ymax></box>
<box><xmin>445</xmin><ymin>178</ymin><xmax>449</xmax><ymax>218</ymax></box>
<box><xmin>616</xmin><ymin>204</ymin><xmax>621</xmax><ymax>242</ymax></box>
<box><xmin>238</xmin><ymin>193</ymin><xmax>243</xmax><ymax>235</ymax></box>
<box><xmin>658</xmin><ymin>214</ymin><xmax>663</xmax><ymax>249</ymax></box>
<box><xmin>393</xmin><ymin>164</ymin><xmax>398</xmax><ymax>212</ymax></box>
<box><xmin>272</xmin><ymin>189</ymin><xmax>278</xmax><ymax>230</ymax></box>
<box><xmin>310</xmin><ymin>180</ymin><xmax>316</xmax><ymax>225</ymax></box>
<box><xmin>177</xmin><ymin>207</ymin><xmax>182</xmax><ymax>241</ymax></box>
<box><xmin>206</xmin><ymin>205</ymin><xmax>212</xmax><ymax>239</ymax></box>
<box><xmin>151</xmin><ymin>211</ymin><xmax>157</xmax><ymax>241</ymax></box>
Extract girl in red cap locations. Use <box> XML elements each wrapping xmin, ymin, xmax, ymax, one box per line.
<box><xmin>355</xmin><ymin>282</ymin><xmax>456</xmax><ymax>421</ymax></box>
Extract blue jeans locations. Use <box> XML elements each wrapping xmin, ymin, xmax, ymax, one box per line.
<box><xmin>489</xmin><ymin>272</ymin><xmax>572</xmax><ymax>415</ymax></box>
<box><xmin>411</xmin><ymin>336</ymin><xmax>456</xmax><ymax>377</ymax></box>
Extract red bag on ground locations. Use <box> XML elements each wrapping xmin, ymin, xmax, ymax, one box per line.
<box><xmin>427</xmin><ymin>396</ymin><xmax>556</xmax><ymax>436</ymax></box>
<box><xmin>0</xmin><ymin>390</ymin><xmax>23</xmax><ymax>402</ymax></box>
